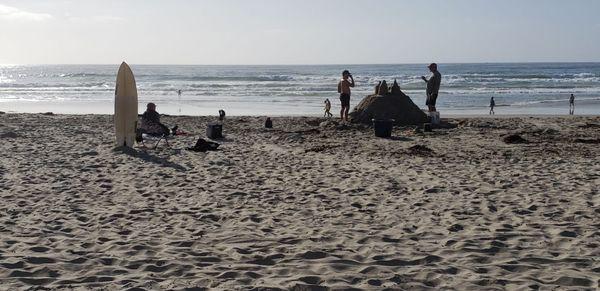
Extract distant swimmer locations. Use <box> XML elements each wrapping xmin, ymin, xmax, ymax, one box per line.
<box><xmin>337</xmin><ymin>70</ymin><xmax>355</xmax><ymax>122</ymax></box>
<box><xmin>489</xmin><ymin>97</ymin><xmax>495</xmax><ymax>115</ymax></box>
<box><xmin>569</xmin><ymin>94</ymin><xmax>575</xmax><ymax>115</ymax></box>
<box><xmin>421</xmin><ymin>63</ymin><xmax>442</xmax><ymax>112</ymax></box>
<box><xmin>177</xmin><ymin>89</ymin><xmax>183</xmax><ymax>113</ymax></box>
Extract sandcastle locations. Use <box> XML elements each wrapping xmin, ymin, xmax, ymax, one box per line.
<box><xmin>350</xmin><ymin>79</ymin><xmax>428</xmax><ymax>125</ymax></box>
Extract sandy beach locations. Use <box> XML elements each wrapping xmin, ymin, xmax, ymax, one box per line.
<box><xmin>0</xmin><ymin>113</ymin><xmax>598</xmax><ymax>290</ymax></box>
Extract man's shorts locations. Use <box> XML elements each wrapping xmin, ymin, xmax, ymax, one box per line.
<box><xmin>426</xmin><ymin>93</ymin><xmax>438</xmax><ymax>107</ymax></box>
<box><xmin>340</xmin><ymin>93</ymin><xmax>350</xmax><ymax>107</ymax></box>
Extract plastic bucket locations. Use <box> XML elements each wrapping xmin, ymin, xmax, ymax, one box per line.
<box><xmin>372</xmin><ymin>119</ymin><xmax>394</xmax><ymax>138</ymax></box>
<box><xmin>206</xmin><ymin>123</ymin><xmax>223</xmax><ymax>139</ymax></box>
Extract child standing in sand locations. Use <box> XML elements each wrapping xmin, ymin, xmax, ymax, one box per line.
<box><xmin>324</xmin><ymin>99</ymin><xmax>333</xmax><ymax>118</ymax></box>
<box><xmin>337</xmin><ymin>70</ymin><xmax>355</xmax><ymax>122</ymax></box>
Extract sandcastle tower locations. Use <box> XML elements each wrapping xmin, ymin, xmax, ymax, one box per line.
<box><xmin>391</xmin><ymin>79</ymin><xmax>401</xmax><ymax>95</ymax></box>
<box><xmin>374</xmin><ymin>81</ymin><xmax>381</xmax><ymax>94</ymax></box>
<box><xmin>377</xmin><ymin>80</ymin><xmax>389</xmax><ymax>95</ymax></box>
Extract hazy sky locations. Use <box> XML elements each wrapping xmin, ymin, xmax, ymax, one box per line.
<box><xmin>1</xmin><ymin>0</ymin><xmax>599</xmax><ymax>65</ymax></box>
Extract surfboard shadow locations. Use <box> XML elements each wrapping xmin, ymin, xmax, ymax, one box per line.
<box><xmin>387</xmin><ymin>136</ymin><xmax>413</xmax><ymax>142</ymax></box>
<box><xmin>114</xmin><ymin>146</ymin><xmax>187</xmax><ymax>172</ymax></box>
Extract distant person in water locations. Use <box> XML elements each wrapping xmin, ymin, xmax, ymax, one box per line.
<box><xmin>337</xmin><ymin>70</ymin><xmax>355</xmax><ymax>122</ymax></box>
<box><xmin>177</xmin><ymin>90</ymin><xmax>183</xmax><ymax>113</ymax></box>
<box><xmin>421</xmin><ymin>63</ymin><xmax>442</xmax><ymax>112</ymax></box>
<box><xmin>324</xmin><ymin>98</ymin><xmax>333</xmax><ymax>118</ymax></box>
<box><xmin>141</xmin><ymin>103</ymin><xmax>171</xmax><ymax>136</ymax></box>
<box><xmin>569</xmin><ymin>94</ymin><xmax>575</xmax><ymax>115</ymax></box>
<box><xmin>489</xmin><ymin>97</ymin><xmax>496</xmax><ymax>115</ymax></box>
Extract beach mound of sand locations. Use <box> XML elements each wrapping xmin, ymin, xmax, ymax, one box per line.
<box><xmin>351</xmin><ymin>80</ymin><xmax>428</xmax><ymax>125</ymax></box>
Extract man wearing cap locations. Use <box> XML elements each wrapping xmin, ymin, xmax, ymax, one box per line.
<box><xmin>421</xmin><ymin>63</ymin><xmax>442</xmax><ymax>112</ymax></box>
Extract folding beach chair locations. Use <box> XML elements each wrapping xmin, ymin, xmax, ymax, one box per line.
<box><xmin>136</xmin><ymin>128</ymin><xmax>171</xmax><ymax>149</ymax></box>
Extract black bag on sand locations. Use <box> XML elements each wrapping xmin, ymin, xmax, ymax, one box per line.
<box><xmin>187</xmin><ymin>137</ymin><xmax>220</xmax><ymax>152</ymax></box>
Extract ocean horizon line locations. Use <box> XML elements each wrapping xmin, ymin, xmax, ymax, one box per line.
<box><xmin>2</xmin><ymin>61</ymin><xmax>600</xmax><ymax>67</ymax></box>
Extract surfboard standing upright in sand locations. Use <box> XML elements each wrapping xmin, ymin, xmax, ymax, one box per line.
<box><xmin>114</xmin><ymin>62</ymin><xmax>139</xmax><ymax>147</ymax></box>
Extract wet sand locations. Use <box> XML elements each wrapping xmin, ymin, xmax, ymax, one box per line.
<box><xmin>0</xmin><ymin>113</ymin><xmax>598</xmax><ymax>290</ymax></box>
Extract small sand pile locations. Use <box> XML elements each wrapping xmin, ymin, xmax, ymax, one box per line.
<box><xmin>503</xmin><ymin>134</ymin><xmax>528</xmax><ymax>144</ymax></box>
<box><xmin>350</xmin><ymin>80</ymin><xmax>428</xmax><ymax>126</ymax></box>
<box><xmin>574</xmin><ymin>138</ymin><xmax>600</xmax><ymax>144</ymax></box>
<box><xmin>319</xmin><ymin>120</ymin><xmax>339</xmax><ymax>129</ymax></box>
<box><xmin>1</xmin><ymin>132</ymin><xmax>19</xmax><ymax>138</ymax></box>
<box><xmin>407</xmin><ymin>144</ymin><xmax>435</xmax><ymax>156</ymax></box>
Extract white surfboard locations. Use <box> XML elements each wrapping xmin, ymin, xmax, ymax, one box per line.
<box><xmin>114</xmin><ymin>62</ymin><xmax>138</xmax><ymax>147</ymax></box>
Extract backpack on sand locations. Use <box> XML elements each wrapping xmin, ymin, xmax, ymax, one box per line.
<box><xmin>187</xmin><ymin>137</ymin><xmax>220</xmax><ymax>152</ymax></box>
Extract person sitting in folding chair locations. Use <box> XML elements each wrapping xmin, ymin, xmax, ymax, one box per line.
<box><xmin>137</xmin><ymin>103</ymin><xmax>175</xmax><ymax>148</ymax></box>
<box><xmin>141</xmin><ymin>103</ymin><xmax>169</xmax><ymax>136</ymax></box>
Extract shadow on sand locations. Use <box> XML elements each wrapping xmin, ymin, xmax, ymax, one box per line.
<box><xmin>387</xmin><ymin>136</ymin><xmax>413</xmax><ymax>142</ymax></box>
<box><xmin>212</xmin><ymin>137</ymin><xmax>234</xmax><ymax>143</ymax></box>
<box><xmin>114</xmin><ymin>146</ymin><xmax>187</xmax><ymax>172</ymax></box>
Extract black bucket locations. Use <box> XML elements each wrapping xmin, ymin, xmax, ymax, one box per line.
<box><xmin>206</xmin><ymin>123</ymin><xmax>223</xmax><ymax>139</ymax></box>
<box><xmin>372</xmin><ymin>119</ymin><xmax>394</xmax><ymax>138</ymax></box>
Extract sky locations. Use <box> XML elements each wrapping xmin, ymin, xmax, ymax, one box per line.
<box><xmin>1</xmin><ymin>0</ymin><xmax>599</xmax><ymax>65</ymax></box>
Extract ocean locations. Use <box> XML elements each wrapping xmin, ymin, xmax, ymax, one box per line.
<box><xmin>1</xmin><ymin>63</ymin><xmax>599</xmax><ymax>116</ymax></box>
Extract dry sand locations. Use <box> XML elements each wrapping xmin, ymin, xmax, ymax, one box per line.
<box><xmin>0</xmin><ymin>113</ymin><xmax>599</xmax><ymax>290</ymax></box>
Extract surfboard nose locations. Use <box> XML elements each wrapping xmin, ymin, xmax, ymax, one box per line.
<box><xmin>117</xmin><ymin>62</ymin><xmax>134</xmax><ymax>77</ymax></box>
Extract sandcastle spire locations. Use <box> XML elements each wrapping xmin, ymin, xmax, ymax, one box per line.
<box><xmin>374</xmin><ymin>81</ymin><xmax>381</xmax><ymax>94</ymax></box>
<box><xmin>391</xmin><ymin>79</ymin><xmax>401</xmax><ymax>94</ymax></box>
<box><xmin>378</xmin><ymin>80</ymin><xmax>388</xmax><ymax>95</ymax></box>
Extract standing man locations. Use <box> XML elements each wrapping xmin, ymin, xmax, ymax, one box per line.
<box><xmin>421</xmin><ymin>63</ymin><xmax>442</xmax><ymax>112</ymax></box>
<box><xmin>569</xmin><ymin>94</ymin><xmax>575</xmax><ymax>115</ymax></box>
<box><xmin>337</xmin><ymin>70</ymin><xmax>355</xmax><ymax>122</ymax></box>
<box><xmin>490</xmin><ymin>97</ymin><xmax>496</xmax><ymax>115</ymax></box>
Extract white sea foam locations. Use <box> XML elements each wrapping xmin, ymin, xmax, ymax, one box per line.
<box><xmin>1</xmin><ymin>64</ymin><xmax>599</xmax><ymax>115</ymax></box>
